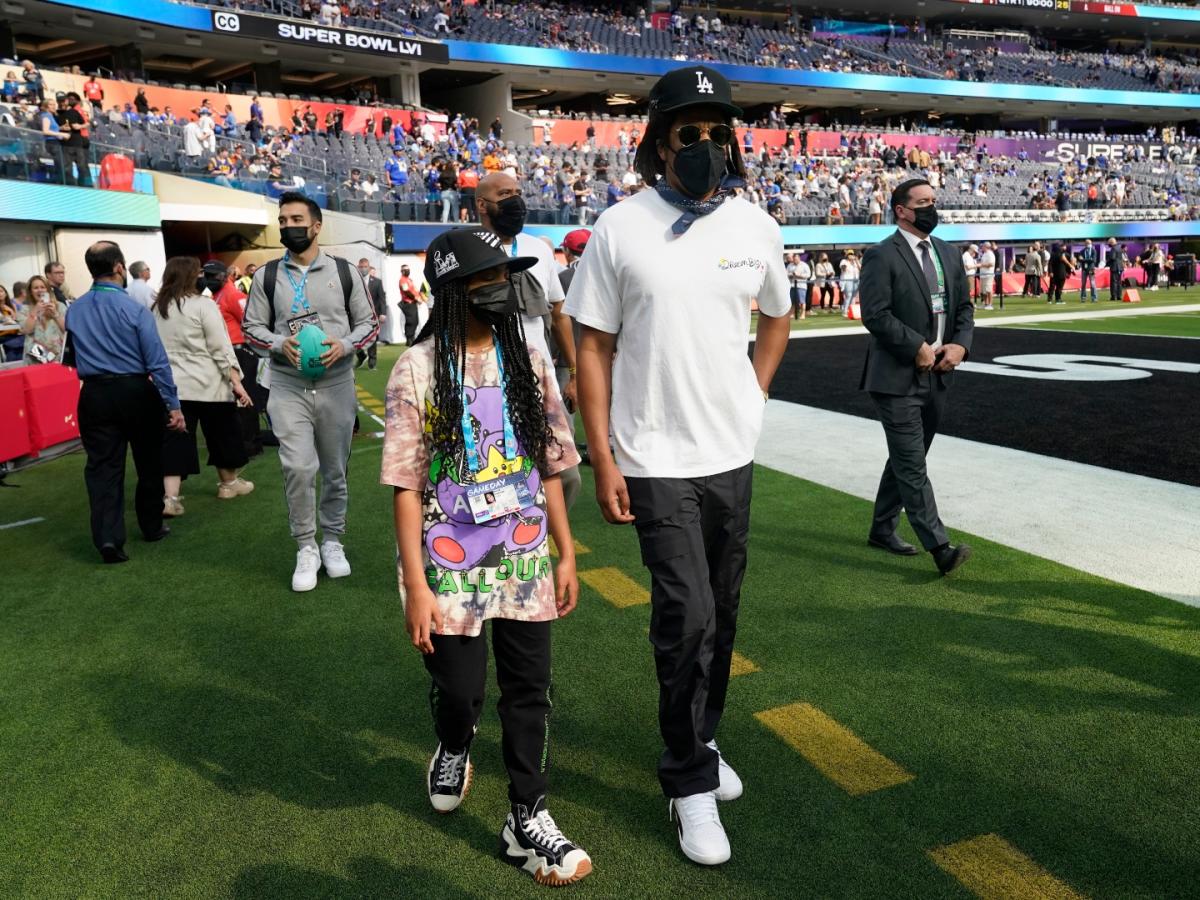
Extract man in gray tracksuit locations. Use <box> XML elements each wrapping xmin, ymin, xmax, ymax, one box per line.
<box><xmin>243</xmin><ymin>192</ymin><xmax>378</xmax><ymax>592</ymax></box>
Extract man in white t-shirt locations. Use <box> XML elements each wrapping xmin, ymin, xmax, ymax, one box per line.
<box><xmin>977</xmin><ymin>242</ymin><xmax>996</xmax><ymax>310</ymax></box>
<box><xmin>961</xmin><ymin>244</ymin><xmax>978</xmax><ymax>306</ymax></box>
<box><xmin>476</xmin><ymin>172</ymin><xmax>580</xmax><ymax>505</ymax></box>
<box><xmin>566</xmin><ymin>65</ymin><xmax>792</xmax><ymax>868</ymax></box>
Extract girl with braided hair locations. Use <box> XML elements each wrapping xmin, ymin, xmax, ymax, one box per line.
<box><xmin>380</xmin><ymin>228</ymin><xmax>590</xmax><ymax>886</ymax></box>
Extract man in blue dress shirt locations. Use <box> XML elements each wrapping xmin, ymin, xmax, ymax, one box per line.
<box><xmin>65</xmin><ymin>241</ymin><xmax>186</xmax><ymax>564</ymax></box>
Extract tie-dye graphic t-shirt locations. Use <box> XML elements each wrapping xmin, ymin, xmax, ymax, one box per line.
<box><xmin>380</xmin><ymin>341</ymin><xmax>580</xmax><ymax>636</ymax></box>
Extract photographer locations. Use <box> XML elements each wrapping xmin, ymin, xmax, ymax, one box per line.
<box><xmin>19</xmin><ymin>274</ymin><xmax>67</xmax><ymax>364</ymax></box>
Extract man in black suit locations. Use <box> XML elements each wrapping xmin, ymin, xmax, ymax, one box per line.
<box><xmin>355</xmin><ymin>258</ymin><xmax>387</xmax><ymax>369</ymax></box>
<box><xmin>858</xmin><ymin>178</ymin><xmax>974</xmax><ymax>575</ymax></box>
<box><xmin>1106</xmin><ymin>238</ymin><xmax>1126</xmax><ymax>301</ymax></box>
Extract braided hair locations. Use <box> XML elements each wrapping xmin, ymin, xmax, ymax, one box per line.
<box><xmin>415</xmin><ymin>279</ymin><xmax>558</xmax><ymax>476</ymax></box>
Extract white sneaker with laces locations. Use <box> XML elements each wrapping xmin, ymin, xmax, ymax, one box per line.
<box><xmin>292</xmin><ymin>545</ymin><xmax>322</xmax><ymax>592</ymax></box>
<box><xmin>706</xmin><ymin>739</ymin><xmax>743</xmax><ymax>801</ymax></box>
<box><xmin>320</xmin><ymin>540</ymin><xmax>351</xmax><ymax>578</ymax></box>
<box><xmin>669</xmin><ymin>791</ymin><xmax>730</xmax><ymax>865</ymax></box>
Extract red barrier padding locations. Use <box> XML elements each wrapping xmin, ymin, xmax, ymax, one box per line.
<box><xmin>21</xmin><ymin>364</ymin><xmax>81</xmax><ymax>451</ymax></box>
<box><xmin>0</xmin><ymin>369</ymin><xmax>32</xmax><ymax>463</ymax></box>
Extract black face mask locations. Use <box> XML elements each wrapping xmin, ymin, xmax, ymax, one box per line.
<box><xmin>906</xmin><ymin>205</ymin><xmax>939</xmax><ymax>235</ymax></box>
<box><xmin>358</xmin><ymin>267</ymin><xmax>371</xmax><ymax>279</ymax></box>
<box><xmin>196</xmin><ymin>276</ymin><xmax>207</xmax><ymax>294</ymax></box>
<box><xmin>670</xmin><ymin>140</ymin><xmax>728</xmax><ymax>198</ymax></box>
<box><xmin>468</xmin><ymin>281</ymin><xmax>517</xmax><ymax>327</ymax></box>
<box><xmin>280</xmin><ymin>225</ymin><xmax>315</xmax><ymax>254</ymax></box>
<box><xmin>487</xmin><ymin>196</ymin><xmax>527</xmax><ymax>238</ymax></box>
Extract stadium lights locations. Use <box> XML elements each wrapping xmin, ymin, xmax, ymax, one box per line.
<box><xmin>1</xmin><ymin>2</ymin><xmax>26</xmax><ymax>15</ymax></box>
<box><xmin>71</xmin><ymin>12</ymin><xmax>93</xmax><ymax>27</ymax></box>
<box><xmin>330</xmin><ymin>52</ymin><xmax>345</xmax><ymax>63</ymax></box>
<box><xmin>136</xmin><ymin>26</ymin><xmax>156</xmax><ymax>41</ymax></box>
<box><xmin>183</xmin><ymin>33</ymin><xmax>202</xmax><ymax>47</ymax></box>
<box><xmin>260</xmin><ymin>44</ymin><xmax>278</xmax><ymax>56</ymax></box>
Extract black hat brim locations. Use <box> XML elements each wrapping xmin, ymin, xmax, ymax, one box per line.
<box><xmin>435</xmin><ymin>253</ymin><xmax>539</xmax><ymax>291</ymax></box>
<box><xmin>652</xmin><ymin>97</ymin><xmax>742</xmax><ymax>119</ymax></box>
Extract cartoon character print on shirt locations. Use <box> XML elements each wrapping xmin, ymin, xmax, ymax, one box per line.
<box><xmin>424</xmin><ymin>383</ymin><xmax>547</xmax><ymax>573</ymax></box>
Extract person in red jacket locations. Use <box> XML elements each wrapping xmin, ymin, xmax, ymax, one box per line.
<box><xmin>206</xmin><ymin>261</ymin><xmax>263</xmax><ymax>457</ymax></box>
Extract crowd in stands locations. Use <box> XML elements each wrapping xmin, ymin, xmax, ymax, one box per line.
<box><xmin>194</xmin><ymin>0</ymin><xmax>1200</xmax><ymax>95</ymax></box>
<box><xmin>3</xmin><ymin>57</ymin><xmax>1200</xmax><ymax>224</ymax></box>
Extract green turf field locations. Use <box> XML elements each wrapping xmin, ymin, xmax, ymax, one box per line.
<box><xmin>1004</xmin><ymin>310</ymin><xmax>1200</xmax><ymax>338</ymax></box>
<box><xmin>760</xmin><ymin>286</ymin><xmax>1200</xmax><ymax>332</ymax></box>
<box><xmin>3</xmin><ymin>346</ymin><xmax>1198</xmax><ymax>898</ymax></box>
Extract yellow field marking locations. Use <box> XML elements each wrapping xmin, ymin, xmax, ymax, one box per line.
<box><xmin>549</xmin><ymin>538</ymin><xmax>591</xmax><ymax>557</ymax></box>
<box><xmin>754</xmin><ymin>703</ymin><xmax>914</xmax><ymax>796</ymax></box>
<box><xmin>579</xmin><ymin>567</ymin><xmax>649</xmax><ymax>608</ymax></box>
<box><xmin>928</xmin><ymin>834</ymin><xmax>1087</xmax><ymax>900</ymax></box>
<box><xmin>729</xmin><ymin>651</ymin><xmax>760</xmax><ymax>677</ymax></box>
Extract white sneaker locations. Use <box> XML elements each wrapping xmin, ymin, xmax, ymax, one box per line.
<box><xmin>669</xmin><ymin>791</ymin><xmax>730</xmax><ymax>865</ymax></box>
<box><xmin>706</xmin><ymin>740</ymin><xmax>744</xmax><ymax>801</ymax></box>
<box><xmin>292</xmin><ymin>545</ymin><xmax>322</xmax><ymax>592</ymax></box>
<box><xmin>320</xmin><ymin>540</ymin><xmax>351</xmax><ymax>578</ymax></box>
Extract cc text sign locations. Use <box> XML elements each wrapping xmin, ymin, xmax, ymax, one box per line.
<box><xmin>211</xmin><ymin>11</ymin><xmax>450</xmax><ymax>65</ymax></box>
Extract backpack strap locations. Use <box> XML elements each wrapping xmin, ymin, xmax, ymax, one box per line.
<box><xmin>332</xmin><ymin>255</ymin><xmax>354</xmax><ymax>322</ymax></box>
<box><xmin>264</xmin><ymin>257</ymin><xmax>281</xmax><ymax>333</ymax></box>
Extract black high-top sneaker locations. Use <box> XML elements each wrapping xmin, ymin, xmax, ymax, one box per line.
<box><xmin>426</xmin><ymin>743</ymin><xmax>472</xmax><ymax>813</ymax></box>
<box><xmin>500</xmin><ymin>796</ymin><xmax>592</xmax><ymax>886</ymax></box>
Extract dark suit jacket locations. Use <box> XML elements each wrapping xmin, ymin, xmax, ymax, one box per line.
<box><xmin>859</xmin><ymin>230</ymin><xmax>975</xmax><ymax>396</ymax></box>
<box><xmin>365</xmin><ymin>276</ymin><xmax>385</xmax><ymax>317</ymax></box>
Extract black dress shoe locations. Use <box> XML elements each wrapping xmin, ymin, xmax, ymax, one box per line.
<box><xmin>933</xmin><ymin>543</ymin><xmax>972</xmax><ymax>575</ymax></box>
<box><xmin>100</xmin><ymin>544</ymin><xmax>129</xmax><ymax>564</ymax></box>
<box><xmin>145</xmin><ymin>526</ymin><xmax>171</xmax><ymax>543</ymax></box>
<box><xmin>868</xmin><ymin>533</ymin><xmax>920</xmax><ymax>556</ymax></box>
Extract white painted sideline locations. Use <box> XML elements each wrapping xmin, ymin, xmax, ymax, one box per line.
<box><xmin>757</xmin><ymin>303</ymin><xmax>1200</xmax><ymax>341</ymax></box>
<box><xmin>0</xmin><ymin>517</ymin><xmax>46</xmax><ymax>530</ymax></box>
<box><xmin>756</xmin><ymin>403</ymin><xmax>1200</xmax><ymax>607</ymax></box>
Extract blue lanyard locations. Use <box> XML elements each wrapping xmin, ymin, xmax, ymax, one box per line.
<box><xmin>509</xmin><ymin>239</ymin><xmax>518</xmax><ymax>258</ymax></box>
<box><xmin>452</xmin><ymin>336</ymin><xmax>519</xmax><ymax>476</ymax></box>
<box><xmin>282</xmin><ymin>252</ymin><xmax>311</xmax><ymax>315</ymax></box>
<box><xmin>91</xmin><ymin>283</ymin><xmax>123</xmax><ymax>294</ymax></box>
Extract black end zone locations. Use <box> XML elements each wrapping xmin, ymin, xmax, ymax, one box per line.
<box><xmin>769</xmin><ymin>329</ymin><xmax>1200</xmax><ymax>487</ymax></box>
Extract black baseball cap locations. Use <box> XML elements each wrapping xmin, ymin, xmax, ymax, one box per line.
<box><xmin>424</xmin><ymin>228</ymin><xmax>537</xmax><ymax>294</ymax></box>
<box><xmin>648</xmin><ymin>65</ymin><xmax>741</xmax><ymax>119</ymax></box>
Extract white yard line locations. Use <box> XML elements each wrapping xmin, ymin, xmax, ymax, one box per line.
<box><xmin>757</xmin><ymin>403</ymin><xmax>1200</xmax><ymax>607</ymax></box>
<box><xmin>759</xmin><ymin>303</ymin><xmax>1200</xmax><ymax>341</ymax></box>
<box><xmin>0</xmin><ymin>517</ymin><xmax>46</xmax><ymax>530</ymax></box>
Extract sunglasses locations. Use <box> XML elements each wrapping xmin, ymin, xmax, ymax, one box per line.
<box><xmin>673</xmin><ymin>124</ymin><xmax>734</xmax><ymax>148</ymax></box>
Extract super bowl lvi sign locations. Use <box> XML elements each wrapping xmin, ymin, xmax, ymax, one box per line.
<box><xmin>210</xmin><ymin>10</ymin><xmax>450</xmax><ymax>64</ymax></box>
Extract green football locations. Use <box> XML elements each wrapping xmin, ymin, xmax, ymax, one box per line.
<box><xmin>296</xmin><ymin>324</ymin><xmax>328</xmax><ymax>379</ymax></box>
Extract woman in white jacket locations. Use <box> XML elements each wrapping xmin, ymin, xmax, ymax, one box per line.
<box><xmin>153</xmin><ymin>256</ymin><xmax>254</xmax><ymax>517</ymax></box>
<box><xmin>838</xmin><ymin>249</ymin><xmax>861</xmax><ymax>316</ymax></box>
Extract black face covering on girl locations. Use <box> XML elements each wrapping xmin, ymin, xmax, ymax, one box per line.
<box><xmin>468</xmin><ymin>281</ymin><xmax>518</xmax><ymax>326</ymax></box>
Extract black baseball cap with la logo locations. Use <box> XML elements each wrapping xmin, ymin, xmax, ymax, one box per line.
<box><xmin>648</xmin><ymin>65</ymin><xmax>742</xmax><ymax>119</ymax></box>
<box><xmin>423</xmin><ymin>228</ymin><xmax>538</xmax><ymax>294</ymax></box>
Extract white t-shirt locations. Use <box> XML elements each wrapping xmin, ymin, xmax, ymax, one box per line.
<box><xmin>506</xmin><ymin>232</ymin><xmax>565</xmax><ymax>369</ymax></box>
<box><xmin>564</xmin><ymin>190</ymin><xmax>790</xmax><ymax>479</ymax></box>
<box><xmin>979</xmin><ymin>250</ymin><xmax>996</xmax><ymax>276</ymax></box>
<box><xmin>961</xmin><ymin>253</ymin><xmax>978</xmax><ymax>277</ymax></box>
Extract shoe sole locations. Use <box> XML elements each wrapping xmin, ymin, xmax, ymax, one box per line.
<box><xmin>291</xmin><ymin>578</ymin><xmax>319</xmax><ymax>592</ymax></box>
<box><xmin>428</xmin><ymin>759</ymin><xmax>472</xmax><ymax>814</ymax></box>
<box><xmin>867</xmin><ymin>537</ymin><xmax>920</xmax><ymax>557</ymax></box>
<box><xmin>217</xmin><ymin>490</ymin><xmax>253</xmax><ymax>500</ymax></box>
<box><xmin>500</xmin><ymin>825</ymin><xmax>592</xmax><ymax>885</ymax></box>
<box><xmin>163</xmin><ymin>508</ymin><xmax>184</xmax><ymax>517</ymax></box>
<box><xmin>323</xmin><ymin>566</ymin><xmax>351</xmax><ymax>579</ymax></box>
<box><xmin>713</xmin><ymin>783</ymin><xmax>743</xmax><ymax>802</ymax></box>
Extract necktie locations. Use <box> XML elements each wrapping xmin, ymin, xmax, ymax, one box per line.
<box><xmin>918</xmin><ymin>240</ymin><xmax>939</xmax><ymax>295</ymax></box>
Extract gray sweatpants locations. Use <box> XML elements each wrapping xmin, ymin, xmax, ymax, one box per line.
<box><xmin>267</xmin><ymin>375</ymin><xmax>357</xmax><ymax>548</ymax></box>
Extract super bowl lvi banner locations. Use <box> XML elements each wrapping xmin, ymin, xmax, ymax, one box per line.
<box><xmin>210</xmin><ymin>10</ymin><xmax>450</xmax><ymax>64</ymax></box>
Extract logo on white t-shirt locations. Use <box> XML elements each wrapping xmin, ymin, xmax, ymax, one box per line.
<box><xmin>718</xmin><ymin>257</ymin><xmax>765</xmax><ymax>273</ymax></box>
<box><xmin>433</xmin><ymin>250</ymin><xmax>459</xmax><ymax>278</ymax></box>
<box><xmin>695</xmin><ymin>71</ymin><xmax>714</xmax><ymax>95</ymax></box>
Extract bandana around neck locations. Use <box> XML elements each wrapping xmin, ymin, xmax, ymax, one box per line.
<box><xmin>655</xmin><ymin>176</ymin><xmax>745</xmax><ymax>236</ymax></box>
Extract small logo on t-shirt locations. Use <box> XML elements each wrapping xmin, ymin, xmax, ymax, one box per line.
<box><xmin>718</xmin><ymin>257</ymin><xmax>765</xmax><ymax>273</ymax></box>
<box><xmin>433</xmin><ymin>250</ymin><xmax>459</xmax><ymax>278</ymax></box>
